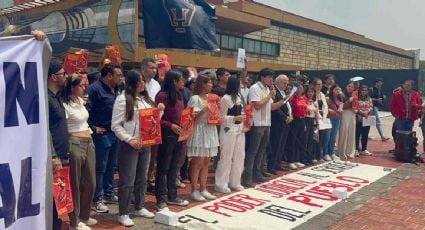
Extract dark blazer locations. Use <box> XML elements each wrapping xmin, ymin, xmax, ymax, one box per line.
<box><xmin>271</xmin><ymin>90</ymin><xmax>290</xmax><ymax>126</ymax></box>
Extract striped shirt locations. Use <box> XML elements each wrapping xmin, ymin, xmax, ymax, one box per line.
<box><xmin>248</xmin><ymin>82</ymin><xmax>272</xmax><ymax>126</ymax></box>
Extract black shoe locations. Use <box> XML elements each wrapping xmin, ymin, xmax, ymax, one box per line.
<box><xmin>242</xmin><ymin>182</ymin><xmax>255</xmax><ymax>188</ymax></box>
<box><xmin>275</xmin><ymin>165</ymin><xmax>290</xmax><ymax>171</ymax></box>
<box><xmin>261</xmin><ymin>171</ymin><xmax>272</xmax><ymax>177</ymax></box>
<box><xmin>156</xmin><ymin>200</ymin><xmax>168</xmax><ymax>210</ymax></box>
<box><xmin>253</xmin><ymin>176</ymin><xmax>267</xmax><ymax>183</ymax></box>
<box><xmin>146</xmin><ymin>185</ymin><xmax>155</xmax><ymax>195</ymax></box>
<box><xmin>267</xmin><ymin>169</ymin><xmax>278</xmax><ymax>175</ymax></box>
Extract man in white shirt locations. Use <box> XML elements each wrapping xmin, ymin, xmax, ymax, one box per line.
<box><xmin>242</xmin><ymin>68</ymin><xmax>275</xmax><ymax>188</ymax></box>
<box><xmin>268</xmin><ymin>75</ymin><xmax>293</xmax><ymax>174</ymax></box>
<box><xmin>141</xmin><ymin>58</ymin><xmax>161</xmax><ymax>102</ymax></box>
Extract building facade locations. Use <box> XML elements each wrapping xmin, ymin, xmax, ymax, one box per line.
<box><xmin>0</xmin><ymin>0</ymin><xmax>417</xmax><ymax>71</ymax></box>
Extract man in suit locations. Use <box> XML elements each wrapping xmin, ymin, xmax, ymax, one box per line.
<box><xmin>267</xmin><ymin>74</ymin><xmax>293</xmax><ymax>174</ymax></box>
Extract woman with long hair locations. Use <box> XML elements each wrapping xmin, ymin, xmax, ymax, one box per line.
<box><xmin>337</xmin><ymin>81</ymin><xmax>357</xmax><ymax>160</ymax></box>
<box><xmin>187</xmin><ymin>74</ymin><xmax>219</xmax><ymax>201</ymax></box>
<box><xmin>62</xmin><ymin>73</ymin><xmax>97</xmax><ymax>230</ymax></box>
<box><xmin>356</xmin><ymin>85</ymin><xmax>374</xmax><ymax>155</ymax></box>
<box><xmin>215</xmin><ymin>76</ymin><xmax>246</xmax><ymax>193</ymax></box>
<box><xmin>155</xmin><ymin>69</ymin><xmax>189</xmax><ymax>209</ymax></box>
<box><xmin>324</xmin><ymin>84</ymin><xmax>344</xmax><ymax>161</ymax></box>
<box><xmin>289</xmin><ymin>83</ymin><xmax>308</xmax><ymax>169</ymax></box>
<box><xmin>312</xmin><ymin>78</ymin><xmax>329</xmax><ymax>162</ymax></box>
<box><xmin>305</xmin><ymin>85</ymin><xmax>320</xmax><ymax>164</ymax></box>
<box><xmin>111</xmin><ymin>69</ymin><xmax>164</xmax><ymax>227</ymax></box>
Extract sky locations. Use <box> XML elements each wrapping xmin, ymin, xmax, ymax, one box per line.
<box><xmin>254</xmin><ymin>0</ymin><xmax>425</xmax><ymax>60</ymax></box>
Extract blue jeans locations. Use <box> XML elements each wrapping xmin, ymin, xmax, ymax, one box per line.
<box><xmin>92</xmin><ymin>131</ymin><xmax>118</xmax><ymax>201</ymax></box>
<box><xmin>320</xmin><ymin>128</ymin><xmax>332</xmax><ymax>155</ymax></box>
<box><xmin>394</xmin><ymin>118</ymin><xmax>414</xmax><ymax>132</ymax></box>
<box><xmin>372</xmin><ymin>107</ymin><xmax>384</xmax><ymax>138</ymax></box>
<box><xmin>326</xmin><ymin>118</ymin><xmax>341</xmax><ymax>156</ymax></box>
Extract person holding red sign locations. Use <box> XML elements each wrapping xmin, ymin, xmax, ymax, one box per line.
<box><xmin>215</xmin><ymin>76</ymin><xmax>246</xmax><ymax>193</ymax></box>
<box><xmin>111</xmin><ymin>70</ymin><xmax>164</xmax><ymax>227</ymax></box>
<box><xmin>187</xmin><ymin>75</ymin><xmax>219</xmax><ymax>201</ymax></box>
<box><xmin>337</xmin><ymin>81</ymin><xmax>357</xmax><ymax>160</ymax></box>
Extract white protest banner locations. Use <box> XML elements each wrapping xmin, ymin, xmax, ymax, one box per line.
<box><xmin>0</xmin><ymin>37</ymin><xmax>51</xmax><ymax>230</ymax></box>
<box><xmin>236</xmin><ymin>48</ymin><xmax>246</xmax><ymax>68</ymax></box>
<box><xmin>177</xmin><ymin>162</ymin><xmax>393</xmax><ymax>230</ymax></box>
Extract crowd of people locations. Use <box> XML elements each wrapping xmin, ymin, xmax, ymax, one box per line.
<box><xmin>43</xmin><ymin>41</ymin><xmax>423</xmax><ymax>230</ymax></box>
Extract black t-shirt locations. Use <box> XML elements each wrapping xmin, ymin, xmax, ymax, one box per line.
<box><xmin>48</xmin><ymin>90</ymin><xmax>69</xmax><ymax>162</ymax></box>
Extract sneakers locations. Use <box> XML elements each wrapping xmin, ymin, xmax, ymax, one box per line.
<box><xmin>167</xmin><ymin>197</ymin><xmax>189</xmax><ymax>206</ymax></box>
<box><xmin>354</xmin><ymin>150</ymin><xmax>360</xmax><ymax>157</ymax></box>
<box><xmin>242</xmin><ymin>181</ymin><xmax>255</xmax><ymax>188</ymax></box>
<box><xmin>134</xmin><ymin>208</ymin><xmax>155</xmax><ymax>219</ymax></box>
<box><xmin>191</xmin><ymin>190</ymin><xmax>206</xmax><ymax>201</ymax></box>
<box><xmin>103</xmin><ymin>194</ymin><xmax>118</xmax><ymax>204</ymax></box>
<box><xmin>69</xmin><ymin>222</ymin><xmax>91</xmax><ymax>230</ymax></box>
<box><xmin>156</xmin><ymin>200</ymin><xmax>168</xmax><ymax>210</ymax></box>
<box><xmin>117</xmin><ymin>215</ymin><xmax>134</xmax><ymax>227</ymax></box>
<box><xmin>82</xmin><ymin>218</ymin><xmax>97</xmax><ymax>226</ymax></box>
<box><xmin>361</xmin><ymin>150</ymin><xmax>372</xmax><ymax>156</ymax></box>
<box><xmin>215</xmin><ymin>186</ymin><xmax>231</xmax><ymax>194</ymax></box>
<box><xmin>200</xmin><ymin>190</ymin><xmax>217</xmax><ymax>200</ymax></box>
<box><xmin>324</xmin><ymin>154</ymin><xmax>332</xmax><ymax>161</ymax></box>
<box><xmin>333</xmin><ymin>155</ymin><xmax>342</xmax><ymax>162</ymax></box>
<box><xmin>289</xmin><ymin>163</ymin><xmax>297</xmax><ymax>170</ymax></box>
<box><xmin>295</xmin><ymin>162</ymin><xmax>305</xmax><ymax>168</ymax></box>
<box><xmin>176</xmin><ymin>179</ymin><xmax>186</xmax><ymax>188</ymax></box>
<box><xmin>230</xmin><ymin>185</ymin><xmax>244</xmax><ymax>191</ymax></box>
<box><xmin>312</xmin><ymin>159</ymin><xmax>318</xmax><ymax>163</ymax></box>
<box><xmin>92</xmin><ymin>201</ymin><xmax>109</xmax><ymax>213</ymax></box>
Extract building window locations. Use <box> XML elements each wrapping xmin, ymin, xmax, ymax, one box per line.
<box><xmin>218</xmin><ymin>33</ymin><xmax>279</xmax><ymax>56</ymax></box>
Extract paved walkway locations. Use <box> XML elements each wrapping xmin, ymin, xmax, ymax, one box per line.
<box><xmin>60</xmin><ymin>113</ymin><xmax>425</xmax><ymax>230</ymax></box>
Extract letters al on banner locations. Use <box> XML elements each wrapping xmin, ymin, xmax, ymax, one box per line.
<box><xmin>142</xmin><ymin>0</ymin><xmax>219</xmax><ymax>50</ymax></box>
<box><xmin>0</xmin><ymin>37</ymin><xmax>50</xmax><ymax>230</ymax></box>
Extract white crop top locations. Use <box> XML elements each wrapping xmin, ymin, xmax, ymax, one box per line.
<box><xmin>63</xmin><ymin>97</ymin><xmax>91</xmax><ymax>133</ymax></box>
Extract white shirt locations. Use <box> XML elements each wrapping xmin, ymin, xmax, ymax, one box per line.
<box><xmin>145</xmin><ymin>78</ymin><xmax>161</xmax><ymax>102</ymax></box>
<box><xmin>279</xmin><ymin>89</ymin><xmax>292</xmax><ymax>117</ymax></box>
<box><xmin>248</xmin><ymin>82</ymin><xmax>272</xmax><ymax>126</ymax></box>
<box><xmin>63</xmin><ymin>97</ymin><xmax>91</xmax><ymax>133</ymax></box>
<box><xmin>111</xmin><ymin>93</ymin><xmax>152</xmax><ymax>142</ymax></box>
<box><xmin>240</xmin><ymin>83</ymin><xmax>249</xmax><ymax>105</ymax></box>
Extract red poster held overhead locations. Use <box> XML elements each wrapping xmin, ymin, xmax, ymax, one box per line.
<box><xmin>53</xmin><ymin>167</ymin><xmax>74</xmax><ymax>216</ymax></box>
<box><xmin>207</xmin><ymin>93</ymin><xmax>221</xmax><ymax>125</ymax></box>
<box><xmin>105</xmin><ymin>44</ymin><xmax>122</xmax><ymax>65</ymax></box>
<box><xmin>179</xmin><ymin>107</ymin><xmax>194</xmax><ymax>142</ymax></box>
<box><xmin>139</xmin><ymin>108</ymin><xmax>162</xmax><ymax>146</ymax></box>
<box><xmin>63</xmin><ymin>49</ymin><xmax>89</xmax><ymax>74</ymax></box>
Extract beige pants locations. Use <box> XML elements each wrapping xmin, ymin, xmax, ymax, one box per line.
<box><xmin>68</xmin><ymin>136</ymin><xmax>96</xmax><ymax>227</ymax></box>
<box><xmin>337</xmin><ymin>110</ymin><xmax>356</xmax><ymax>159</ymax></box>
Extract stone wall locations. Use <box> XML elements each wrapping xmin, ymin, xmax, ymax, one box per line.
<box><xmin>242</xmin><ymin>25</ymin><xmax>414</xmax><ymax>70</ymax></box>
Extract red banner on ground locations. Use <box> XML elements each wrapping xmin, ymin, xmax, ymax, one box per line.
<box><xmin>139</xmin><ymin>108</ymin><xmax>162</xmax><ymax>146</ymax></box>
<box><xmin>53</xmin><ymin>167</ymin><xmax>74</xmax><ymax>216</ymax></box>
<box><xmin>179</xmin><ymin>107</ymin><xmax>194</xmax><ymax>141</ymax></box>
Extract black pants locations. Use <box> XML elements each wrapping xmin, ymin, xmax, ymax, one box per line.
<box><xmin>288</xmin><ymin>118</ymin><xmax>306</xmax><ymax>163</ymax></box>
<box><xmin>305</xmin><ymin>118</ymin><xmax>315</xmax><ymax>163</ymax></box>
<box><xmin>155</xmin><ymin>128</ymin><xmax>182</xmax><ymax>203</ymax></box>
<box><xmin>268</xmin><ymin>122</ymin><xmax>290</xmax><ymax>170</ymax></box>
<box><xmin>53</xmin><ymin>200</ymin><xmax>62</xmax><ymax>230</ymax></box>
<box><xmin>355</xmin><ymin>122</ymin><xmax>371</xmax><ymax>151</ymax></box>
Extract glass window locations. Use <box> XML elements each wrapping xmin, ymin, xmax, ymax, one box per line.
<box><xmin>228</xmin><ymin>36</ymin><xmax>236</xmax><ymax>49</ymax></box>
<box><xmin>248</xmin><ymin>39</ymin><xmax>255</xmax><ymax>52</ymax></box>
<box><xmin>261</xmin><ymin>42</ymin><xmax>267</xmax><ymax>54</ymax></box>
<box><xmin>243</xmin><ymin>38</ymin><xmax>249</xmax><ymax>50</ymax></box>
<box><xmin>221</xmin><ymin>35</ymin><xmax>229</xmax><ymax>48</ymax></box>
<box><xmin>267</xmin><ymin>43</ymin><xmax>273</xmax><ymax>55</ymax></box>
<box><xmin>254</xmin><ymin>41</ymin><xmax>261</xmax><ymax>53</ymax></box>
<box><xmin>236</xmin><ymin>37</ymin><xmax>242</xmax><ymax>48</ymax></box>
<box><xmin>271</xmin><ymin>44</ymin><xmax>278</xmax><ymax>55</ymax></box>
<box><xmin>216</xmin><ymin>34</ymin><xmax>221</xmax><ymax>46</ymax></box>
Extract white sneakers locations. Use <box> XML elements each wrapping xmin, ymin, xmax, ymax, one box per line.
<box><xmin>324</xmin><ymin>154</ymin><xmax>332</xmax><ymax>161</ymax></box>
<box><xmin>333</xmin><ymin>155</ymin><xmax>342</xmax><ymax>162</ymax></box>
<box><xmin>354</xmin><ymin>150</ymin><xmax>360</xmax><ymax>157</ymax></box>
<box><xmin>289</xmin><ymin>163</ymin><xmax>297</xmax><ymax>170</ymax></box>
<box><xmin>117</xmin><ymin>215</ymin><xmax>134</xmax><ymax>227</ymax></box>
<box><xmin>215</xmin><ymin>186</ymin><xmax>232</xmax><ymax>194</ymax></box>
<box><xmin>82</xmin><ymin>217</ymin><xmax>97</xmax><ymax>226</ymax></box>
<box><xmin>201</xmin><ymin>190</ymin><xmax>217</xmax><ymax>200</ymax></box>
<box><xmin>295</xmin><ymin>162</ymin><xmax>305</xmax><ymax>168</ymax></box>
<box><xmin>92</xmin><ymin>201</ymin><xmax>109</xmax><ymax>213</ymax></box>
<box><xmin>361</xmin><ymin>150</ymin><xmax>373</xmax><ymax>156</ymax></box>
<box><xmin>191</xmin><ymin>189</ymin><xmax>217</xmax><ymax>201</ymax></box>
<box><xmin>69</xmin><ymin>222</ymin><xmax>91</xmax><ymax>230</ymax></box>
<box><xmin>230</xmin><ymin>185</ymin><xmax>245</xmax><ymax>192</ymax></box>
<box><xmin>134</xmin><ymin>208</ymin><xmax>155</xmax><ymax>219</ymax></box>
<box><xmin>191</xmin><ymin>190</ymin><xmax>207</xmax><ymax>201</ymax></box>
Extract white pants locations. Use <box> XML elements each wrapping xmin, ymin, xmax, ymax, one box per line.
<box><xmin>215</xmin><ymin>125</ymin><xmax>245</xmax><ymax>190</ymax></box>
<box><xmin>337</xmin><ymin>109</ymin><xmax>356</xmax><ymax>158</ymax></box>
